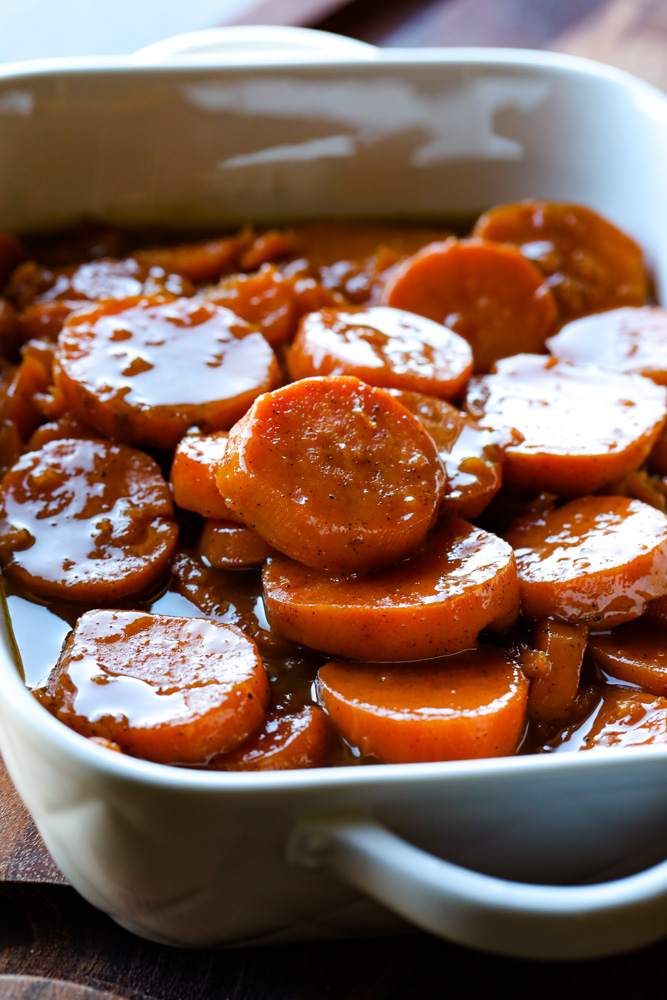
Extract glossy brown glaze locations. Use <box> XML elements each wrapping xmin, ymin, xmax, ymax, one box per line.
<box><xmin>547</xmin><ymin>306</ymin><xmax>667</xmax><ymax>383</ymax></box>
<box><xmin>588</xmin><ymin>620</ymin><xmax>667</xmax><ymax>696</ymax></box>
<box><xmin>387</xmin><ymin>388</ymin><xmax>516</xmax><ymax>519</ymax></box>
<box><xmin>198</xmin><ymin>519</ymin><xmax>274</xmax><ymax>569</ymax></box>
<box><xmin>263</xmin><ymin>516</ymin><xmax>519</xmax><ymax>661</ymax></box>
<box><xmin>0</xmin><ymin>438</ymin><xmax>177</xmax><ymax>602</ymax></box>
<box><xmin>505</xmin><ymin>496</ymin><xmax>667</xmax><ymax>628</ymax></box>
<box><xmin>208</xmin><ymin>704</ymin><xmax>333</xmax><ymax>771</ymax></box>
<box><xmin>35</xmin><ymin>609</ymin><xmax>270</xmax><ymax>765</ymax></box>
<box><xmin>473</xmin><ymin>200</ymin><xmax>648</xmax><ymax>319</ymax></box>
<box><xmin>55</xmin><ymin>296</ymin><xmax>281</xmax><ymax>449</ymax></box>
<box><xmin>466</xmin><ymin>354</ymin><xmax>667</xmax><ymax>495</ymax></box>
<box><xmin>287</xmin><ymin>305</ymin><xmax>473</xmax><ymax>399</ymax></box>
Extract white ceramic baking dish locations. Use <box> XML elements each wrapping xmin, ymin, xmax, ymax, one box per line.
<box><xmin>2</xmin><ymin>27</ymin><xmax>667</xmax><ymax>961</ymax></box>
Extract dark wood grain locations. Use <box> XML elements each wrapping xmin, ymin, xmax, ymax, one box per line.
<box><xmin>2</xmin><ymin>883</ymin><xmax>667</xmax><ymax>1000</ymax></box>
<box><xmin>0</xmin><ymin>976</ymin><xmax>121</xmax><ymax>1000</ymax></box>
<box><xmin>0</xmin><ymin>762</ymin><xmax>65</xmax><ymax>885</ymax></box>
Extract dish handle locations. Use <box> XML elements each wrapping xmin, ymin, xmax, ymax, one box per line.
<box><xmin>287</xmin><ymin>813</ymin><xmax>667</xmax><ymax>959</ymax></box>
<box><xmin>132</xmin><ymin>26</ymin><xmax>377</xmax><ymax>64</ymax></box>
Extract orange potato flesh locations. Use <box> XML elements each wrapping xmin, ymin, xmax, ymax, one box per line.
<box><xmin>287</xmin><ymin>306</ymin><xmax>473</xmax><ymax>400</ymax></box>
<box><xmin>36</xmin><ymin>610</ymin><xmax>269</xmax><ymax>764</ymax></box>
<box><xmin>576</xmin><ymin>688</ymin><xmax>667</xmax><ymax>750</ymax></box>
<box><xmin>208</xmin><ymin>705</ymin><xmax>332</xmax><ymax>771</ymax></box>
<box><xmin>588</xmin><ymin>621</ymin><xmax>667</xmax><ymax>697</ymax></box>
<box><xmin>528</xmin><ymin>620</ymin><xmax>587</xmax><ymax>725</ymax></box>
<box><xmin>134</xmin><ymin>233</ymin><xmax>252</xmax><ymax>283</ymax></box>
<box><xmin>8</xmin><ymin>257</ymin><xmax>191</xmax><ymax>312</ymax></box>
<box><xmin>170</xmin><ymin>431</ymin><xmax>242</xmax><ymax>521</ymax></box>
<box><xmin>473</xmin><ymin>200</ymin><xmax>648</xmax><ymax>319</ymax></box>
<box><xmin>380</xmin><ymin>237</ymin><xmax>557</xmax><ymax>372</ymax></box>
<box><xmin>198</xmin><ymin>519</ymin><xmax>274</xmax><ymax>569</ymax></box>
<box><xmin>55</xmin><ymin>296</ymin><xmax>281</xmax><ymax>449</ymax></box>
<box><xmin>0</xmin><ymin>438</ymin><xmax>177</xmax><ymax>602</ymax></box>
<box><xmin>505</xmin><ymin>496</ymin><xmax>667</xmax><ymax>629</ymax></box>
<box><xmin>316</xmin><ymin>647</ymin><xmax>529</xmax><ymax>763</ymax></box>
<box><xmin>387</xmin><ymin>388</ymin><xmax>517</xmax><ymax>519</ymax></box>
<box><xmin>547</xmin><ymin>307</ymin><xmax>667</xmax><ymax>384</ymax></box>
<box><xmin>218</xmin><ymin>376</ymin><xmax>445</xmax><ymax>574</ymax></box>
<box><xmin>9</xmin><ymin>257</ymin><xmax>192</xmax><ymax>342</ymax></box>
<box><xmin>26</xmin><ymin>412</ymin><xmax>97</xmax><ymax>451</ymax></box>
<box><xmin>263</xmin><ymin>516</ymin><xmax>519</xmax><ymax>661</ymax></box>
<box><xmin>205</xmin><ymin>264</ymin><xmax>342</xmax><ymax>348</ymax></box>
<box><xmin>466</xmin><ymin>354</ymin><xmax>667</xmax><ymax>496</ymax></box>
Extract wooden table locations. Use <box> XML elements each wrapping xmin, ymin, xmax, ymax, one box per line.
<box><xmin>2</xmin><ymin>1</ymin><xmax>667</xmax><ymax>996</ymax></box>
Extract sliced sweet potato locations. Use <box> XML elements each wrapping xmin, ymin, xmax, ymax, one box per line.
<box><xmin>466</xmin><ymin>354</ymin><xmax>667</xmax><ymax>496</ymax></box>
<box><xmin>588</xmin><ymin>621</ymin><xmax>667</xmax><ymax>697</ymax></box>
<box><xmin>387</xmin><ymin>388</ymin><xmax>518</xmax><ymax>519</ymax></box>
<box><xmin>527</xmin><ymin>619</ymin><xmax>587</xmax><ymax>725</ymax></box>
<box><xmin>287</xmin><ymin>305</ymin><xmax>473</xmax><ymax>400</ymax></box>
<box><xmin>198</xmin><ymin>519</ymin><xmax>273</xmax><ymax>569</ymax></box>
<box><xmin>547</xmin><ymin>306</ymin><xmax>667</xmax><ymax>384</ymax></box>
<box><xmin>36</xmin><ymin>609</ymin><xmax>269</xmax><ymax>765</ymax></box>
<box><xmin>577</xmin><ymin>688</ymin><xmax>667</xmax><ymax>749</ymax></box>
<box><xmin>505</xmin><ymin>496</ymin><xmax>667</xmax><ymax>629</ymax></box>
<box><xmin>170</xmin><ymin>431</ymin><xmax>242</xmax><ymax>521</ymax></box>
<box><xmin>218</xmin><ymin>376</ymin><xmax>445</xmax><ymax>574</ymax></box>
<box><xmin>262</xmin><ymin>516</ymin><xmax>519</xmax><ymax>661</ymax></box>
<box><xmin>208</xmin><ymin>705</ymin><xmax>332</xmax><ymax>770</ymax></box>
<box><xmin>316</xmin><ymin>647</ymin><xmax>529</xmax><ymax>763</ymax></box>
<box><xmin>55</xmin><ymin>296</ymin><xmax>281</xmax><ymax>449</ymax></box>
<box><xmin>0</xmin><ymin>438</ymin><xmax>177</xmax><ymax>601</ymax></box>
<box><xmin>380</xmin><ymin>237</ymin><xmax>557</xmax><ymax>372</ymax></box>
<box><xmin>473</xmin><ymin>200</ymin><xmax>647</xmax><ymax>319</ymax></box>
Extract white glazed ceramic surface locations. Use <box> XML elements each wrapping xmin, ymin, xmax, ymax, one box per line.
<box><xmin>2</xmin><ymin>29</ymin><xmax>667</xmax><ymax>960</ymax></box>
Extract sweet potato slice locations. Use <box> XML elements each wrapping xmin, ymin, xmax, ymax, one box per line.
<box><xmin>576</xmin><ymin>688</ymin><xmax>667</xmax><ymax>750</ymax></box>
<box><xmin>0</xmin><ymin>438</ymin><xmax>177</xmax><ymax>602</ymax></box>
<box><xmin>36</xmin><ymin>609</ymin><xmax>269</xmax><ymax>765</ymax></box>
<box><xmin>205</xmin><ymin>264</ymin><xmax>342</xmax><ymax>348</ymax></box>
<box><xmin>316</xmin><ymin>647</ymin><xmax>529</xmax><ymax>763</ymax></box>
<box><xmin>208</xmin><ymin>705</ymin><xmax>332</xmax><ymax>771</ymax></box>
<box><xmin>473</xmin><ymin>200</ymin><xmax>647</xmax><ymax>319</ymax></box>
<box><xmin>387</xmin><ymin>388</ymin><xmax>517</xmax><ymax>519</ymax></box>
<box><xmin>588</xmin><ymin>621</ymin><xmax>667</xmax><ymax>697</ymax></box>
<box><xmin>198</xmin><ymin>519</ymin><xmax>273</xmax><ymax>569</ymax></box>
<box><xmin>287</xmin><ymin>306</ymin><xmax>473</xmax><ymax>399</ymax></box>
<box><xmin>527</xmin><ymin>620</ymin><xmax>587</xmax><ymax>725</ymax></box>
<box><xmin>505</xmin><ymin>496</ymin><xmax>667</xmax><ymax>629</ymax></box>
<box><xmin>55</xmin><ymin>296</ymin><xmax>281</xmax><ymax>449</ymax></box>
<box><xmin>218</xmin><ymin>376</ymin><xmax>445</xmax><ymax>574</ymax></box>
<box><xmin>134</xmin><ymin>233</ymin><xmax>252</xmax><ymax>283</ymax></box>
<box><xmin>547</xmin><ymin>307</ymin><xmax>667</xmax><ymax>384</ymax></box>
<box><xmin>466</xmin><ymin>354</ymin><xmax>667</xmax><ymax>496</ymax></box>
<box><xmin>262</xmin><ymin>516</ymin><xmax>519</xmax><ymax>661</ymax></box>
<box><xmin>170</xmin><ymin>431</ymin><xmax>242</xmax><ymax>521</ymax></box>
<box><xmin>380</xmin><ymin>237</ymin><xmax>557</xmax><ymax>372</ymax></box>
